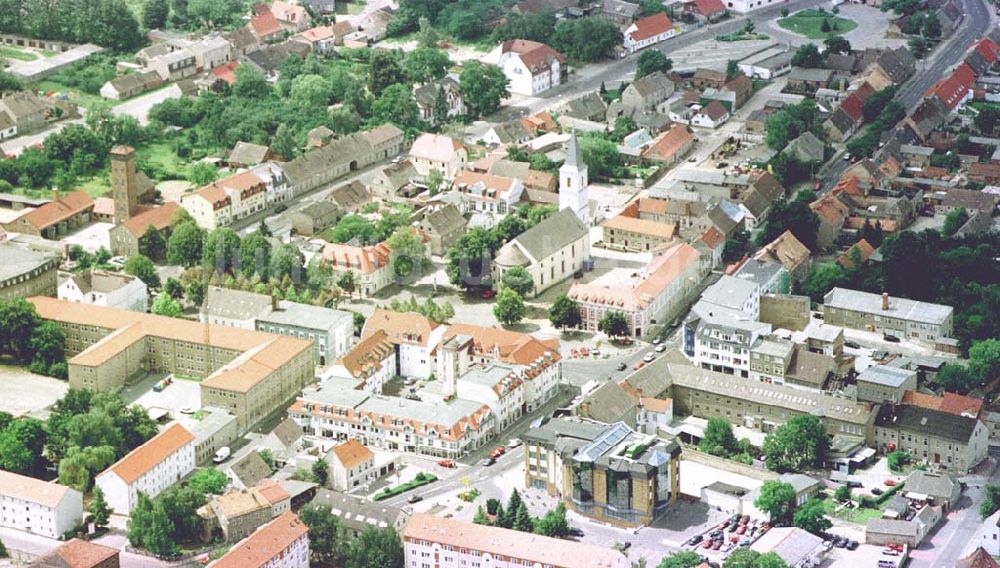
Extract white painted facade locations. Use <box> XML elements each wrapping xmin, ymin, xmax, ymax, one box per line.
<box><xmin>0</xmin><ymin>471</ymin><xmax>83</xmax><ymax>539</ymax></box>
<box><xmin>58</xmin><ymin>271</ymin><xmax>149</xmax><ymax>312</ymax></box>
<box><xmin>96</xmin><ymin>435</ymin><xmax>196</xmax><ymax>513</ymax></box>
<box><xmin>623</xmin><ymin>25</ymin><xmax>677</xmax><ymax>54</ymax></box>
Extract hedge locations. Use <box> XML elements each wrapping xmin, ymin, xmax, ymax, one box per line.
<box><xmin>860</xmin><ymin>482</ymin><xmax>905</xmax><ymax>509</ymax></box>
<box><xmin>373</xmin><ymin>474</ymin><xmax>438</xmax><ymax>501</ymax></box>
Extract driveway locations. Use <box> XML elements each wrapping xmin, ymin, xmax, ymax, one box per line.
<box><xmin>111</xmin><ymin>84</ymin><xmax>185</xmax><ymax>126</ymax></box>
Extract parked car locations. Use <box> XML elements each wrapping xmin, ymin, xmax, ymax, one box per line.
<box><xmin>712</xmin><ymin>541</ymin><xmax>722</xmax><ymax>550</ymax></box>
<box><xmin>844</xmin><ymin>340</ymin><xmax>861</xmax><ymax>349</ymax></box>
<box><xmin>568</xmin><ymin>527</ymin><xmax>585</xmax><ymax>537</ymax></box>
<box><xmin>883</xmin><ymin>333</ymin><xmax>901</xmax><ymax>343</ymax></box>
<box><xmin>736</xmin><ymin>526</ymin><xmax>747</xmax><ymax>535</ymax></box>
<box><xmin>407</xmin><ymin>494</ymin><xmax>423</xmax><ymax>504</ymax></box>
<box><xmin>822</xmin><ymin>541</ymin><xmax>834</xmax><ymax>551</ymax></box>
<box><xmin>847</xmin><ymin>540</ymin><xmax>859</xmax><ymax>550</ymax></box>
<box><xmin>846</xmin><ymin>481</ymin><xmax>863</xmax><ymax>488</ymax></box>
<box><xmin>687</xmin><ymin>535</ymin><xmax>703</xmax><ymax>546</ymax></box>
<box><xmin>652</xmin><ymin>337</ymin><xmax>662</xmax><ymax>345</ymax></box>
<box><xmin>633</xmin><ymin>361</ymin><xmax>646</xmax><ymax>370</ymax></box>
<box><xmin>834</xmin><ymin>538</ymin><xmax>847</xmax><ymax>548</ymax></box>
<box><xmin>617</xmin><ymin>362</ymin><xmax>628</xmax><ymax>371</ymax></box>
<box><xmin>884</xmin><ymin>479</ymin><xmax>898</xmax><ymax>487</ymax></box>
<box><xmin>481</xmin><ymin>457</ymin><xmax>496</xmax><ymax>466</ymax></box>
<box><xmin>507</xmin><ymin>438</ymin><xmax>522</xmax><ymax>449</ymax></box>
<box><xmin>438</xmin><ymin>459</ymin><xmax>455</xmax><ymax>468</ymax></box>
<box><xmin>655</xmin><ymin>344</ymin><xmax>666</xmax><ymax>352</ymax></box>
<box><xmin>703</xmin><ymin>540</ymin><xmax>714</xmax><ymax>549</ymax></box>
<box><xmin>480</xmin><ymin>289</ymin><xmax>496</xmax><ymax>299</ymax></box>
<box><xmin>643</xmin><ymin>353</ymin><xmax>655</xmax><ymax>363</ymax></box>
<box><xmin>180</xmin><ymin>407</ymin><xmax>195</xmax><ymax>415</ymax></box>
<box><xmin>491</xmin><ymin>447</ymin><xmax>506</xmax><ymax>458</ymax></box>
<box><xmin>871</xmin><ymin>488</ymin><xmax>884</xmax><ymax>496</ymax></box>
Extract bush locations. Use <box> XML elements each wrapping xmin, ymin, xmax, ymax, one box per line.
<box><xmin>373</xmin><ymin>474</ymin><xmax>438</xmax><ymax>501</ymax></box>
<box><xmin>860</xmin><ymin>483</ymin><xmax>905</xmax><ymax>508</ymax></box>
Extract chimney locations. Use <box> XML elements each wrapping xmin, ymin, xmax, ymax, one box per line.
<box><xmin>272</xmin><ymin>294</ymin><xmax>280</xmax><ymax>311</ymax></box>
<box><xmin>881</xmin><ymin>292</ymin><xmax>889</xmax><ymax>311</ymax></box>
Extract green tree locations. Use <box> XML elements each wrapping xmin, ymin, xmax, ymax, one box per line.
<box><xmin>371</xmin><ymin>83</ymin><xmax>421</xmax><ymax>129</ymax></box>
<box><xmin>834</xmin><ymin>484</ymin><xmax>851</xmax><ymax>502</ymax></box>
<box><xmin>432</xmin><ymin>83</ymin><xmax>450</xmax><ymax>124</ymax></box>
<box><xmin>127</xmin><ymin>492</ymin><xmax>154</xmax><ymax>548</ymax></box>
<box><xmin>791</xmin><ymin>43</ymin><xmax>824</xmax><ymax>68</ymax></box>
<box><xmin>824</xmin><ymin>36</ymin><xmax>851</xmax><ymax>55</ymax></box>
<box><xmin>164</xmin><ymin>277</ymin><xmax>184</xmax><ymax>300</ymax></box>
<box><xmin>187</xmin><ymin>0</ymin><xmax>245</xmax><ymax>27</ymax></box>
<box><xmin>185</xmin><ymin>280</ymin><xmax>207</xmax><ymax>307</ymax></box>
<box><xmin>754</xmin><ymin>480</ymin><xmax>796</xmax><ymax>525</ymax></box>
<box><xmin>726</xmin><ymin>60</ymin><xmax>744</xmax><ymax>81</ymax></box>
<box><xmin>342</xmin><ymin>527</ymin><xmax>404</xmax><ymax>568</ymax></box>
<box><xmin>417</xmin><ymin>15</ymin><xmax>438</xmax><ymax>48</ymax></box>
<box><xmin>551</xmin><ymin>16</ymin><xmax>622</xmax><ymax>61</ymax></box>
<box><xmin>337</xmin><ymin>270</ymin><xmax>357</xmax><ymax>297</ymax></box>
<box><xmin>404</xmin><ymin>47</ymin><xmax>451</xmax><ymax>83</ymax></box>
<box><xmin>580</xmin><ymin>134</ymin><xmax>626</xmax><ymax>179</ymax></box>
<box><xmin>494</xmin><ymin>288</ymin><xmax>526</xmax><ymax>326</ymax></box>
<box><xmin>151</xmin><ymin>293</ymin><xmax>184</xmax><ymax>318</ymax></box>
<box><xmin>887</xmin><ymin>450</ymin><xmax>911</xmax><ymax>471</ymax></box>
<box><xmin>762</xmin><ymin>414</ymin><xmax>829</xmax><ymax>472</ymax></box>
<box><xmin>300</xmin><ymin>502</ymin><xmax>341</xmax><ymax>564</ymax></box>
<box><xmin>58</xmin><ymin>445</ymin><xmax>116</xmax><ymax>492</ymax></box>
<box><xmin>186</xmin><ymin>161</ymin><xmax>218</xmax><ymax>187</ymax></box>
<box><xmin>125</xmin><ymin>254</ymin><xmax>161</xmax><ymax>288</ymax></box>
<box><xmin>290</xmin><ymin>73</ymin><xmax>332</xmax><ymax>107</ymax></box>
<box><xmin>368</xmin><ymin>50</ymin><xmax>407</xmax><ymax>97</ymax></box>
<box><xmin>145</xmin><ymin>500</ymin><xmax>180</xmax><ymax>557</ymax></box>
<box><xmin>187</xmin><ymin>468</ymin><xmax>229</xmax><ymax>495</ymax></box>
<box><xmin>240</xmin><ymin>231</ymin><xmax>272</xmax><ymax>278</ymax></box>
<box><xmin>599</xmin><ymin>310</ymin><xmax>629</xmax><ymax>338</ymax></box>
<box><xmin>820</xmin><ymin>18</ymin><xmax>831</xmax><ymax>32</ymax></box>
<box><xmin>982</xmin><ymin>485</ymin><xmax>1000</xmax><ymax>518</ymax></box>
<box><xmin>89</xmin><ymin>486</ymin><xmax>112</xmax><ymax>530</ymax></box>
<box><xmin>0</xmin><ymin>428</ymin><xmax>33</xmax><ymax>474</ymax></box>
<box><xmin>500</xmin><ymin>266</ymin><xmax>534</xmax><ymax>297</ymax></box>
<box><xmin>513</xmin><ymin>501</ymin><xmax>534</xmax><ymax>532</ymax></box>
<box><xmin>158</xmin><ymin>484</ymin><xmax>207</xmax><ymax>543</ymax></box>
<box><xmin>658</xmin><ymin>551</ymin><xmax>703</xmax><ymax>568</ymax></box>
<box><xmin>0</xmin><ymin>297</ymin><xmax>42</xmax><ymax>363</ymax></box>
<box><xmin>270</xmin><ymin>244</ymin><xmax>305</xmax><ymax>284</ymax></box>
<box><xmin>799</xmin><ymin>263</ymin><xmax>848</xmax><ymax>302</ymax></box>
<box><xmin>459</xmin><ymin>61</ymin><xmax>509</xmax><ymax>118</ymax></box>
<box><xmin>699</xmin><ymin>417</ymin><xmax>738</xmax><ymax>456</ymax></box>
<box><xmin>970</xmin><ymin>339</ymin><xmax>1000</xmax><ymax>386</ymax></box>
<box><xmin>722</xmin><ymin>230</ymin><xmax>751</xmax><ymax>263</ymax></box>
<box><xmin>636</xmin><ymin>49</ymin><xmax>672</xmax><ymax>79</ymax></box>
<box><xmin>167</xmin><ymin>221</ymin><xmax>206</xmax><ymax>266</ymax></box>
<box><xmin>755</xmin><ymin>192</ymin><xmax>821</xmax><ymax>252</ymax></box>
<box><xmin>202</xmin><ymin>227</ymin><xmax>241</xmax><ymax>275</ymax></box>
<box><xmin>312</xmin><ymin>458</ymin><xmax>329</xmax><ymax>486</ymax></box>
<box><xmin>724</xmin><ymin>549</ymin><xmax>789</xmax><ymax>568</ymax></box>
<box><xmin>792</xmin><ymin>498</ymin><xmax>831</xmax><ymax>534</ymax></box>
<box><xmin>140</xmin><ymin>225</ymin><xmax>167</xmax><ymax>261</ymax></box>
<box><xmin>534</xmin><ymin>501</ymin><xmax>569</xmax><ymax>536</ymax></box>
<box><xmin>446</xmin><ymin>227</ymin><xmax>498</xmax><ymax>287</ymax></box>
<box><xmin>0</xmin><ymin>536</ymin><xmax>6</xmax><ymax>558</ymax></box>
<box><xmin>0</xmin><ymin>71</ymin><xmax>21</xmax><ymax>95</ymax></box>
<box><xmin>924</xmin><ymin>13</ymin><xmax>941</xmax><ymax>37</ymax></box>
<box><xmin>271</xmin><ymin>123</ymin><xmax>298</xmax><ymax>160</ymax></box>
<box><xmin>548</xmin><ymin>294</ymin><xmax>582</xmax><ymax>330</ymax></box>
<box><xmin>473</xmin><ymin>505</ymin><xmax>491</xmax><ymax>525</ymax></box>
<box><xmin>29</xmin><ymin>320</ymin><xmax>67</xmax><ymax>378</ymax></box>
<box><xmin>909</xmin><ymin>36</ymin><xmax>928</xmax><ymax>59</ymax></box>
<box><xmin>943</xmin><ymin>207</ymin><xmax>970</xmax><ymax>236</ymax></box>
<box><xmin>142</xmin><ymin>0</ymin><xmax>169</xmax><ymax>29</ymax></box>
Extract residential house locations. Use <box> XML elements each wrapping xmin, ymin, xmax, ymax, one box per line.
<box><xmin>181</xmin><ymin>184</ymin><xmax>232</xmax><ymax>230</ymax></box>
<box><xmin>623</xmin><ymin>13</ymin><xmax>676</xmax><ymax>54</ymax></box>
<box><xmin>226</xmin><ymin>142</ymin><xmax>273</xmax><ymax>168</ymax></box>
<box><xmin>724</xmin><ymin>75</ymin><xmax>754</xmax><ymax>109</ymax></box>
<box><xmin>733</xmin><ymin>257</ymin><xmax>790</xmax><ymax>295</ymax></box>
<box><xmin>188</xmin><ymin>36</ymin><xmax>233</xmax><ymax>71</ymax></box>
<box><xmin>0</xmin><ymin>243</ymin><xmax>59</xmax><ymax>300</ymax></box>
<box><xmin>905</xmin><ymin>96</ymin><xmax>949</xmax><ymax>142</ymax></box>
<box><xmin>452</xmin><ymin>170</ymin><xmax>525</xmax><ymax>218</ymax></box>
<box><xmin>95</xmin><ymin>424</ymin><xmax>196</xmax><ymax>514</ymax></box>
<box><xmin>0</xmin><ymin>90</ymin><xmax>48</xmax><ymax>135</ymax></box>
<box><xmin>786</xmin><ymin>131</ymin><xmax>825</xmax><ymax>163</ymax></box>
<box><xmin>786</xmin><ymin>67</ymin><xmax>834</xmax><ymax>93</ymax></box>
<box><xmin>109</xmin><ymin>202</ymin><xmax>179</xmax><ymax>257</ymax></box>
<box><xmin>327</xmin><ymin>180</ymin><xmax>371</xmax><ymax>213</ymax></box>
<box><xmin>0</xmin><ymin>470</ymin><xmax>83</xmax><ymax>538</ymax></box>
<box><xmin>409</xmin><ymin>133</ymin><xmax>467</xmax><ymax>178</ymax></box>
<box><xmin>99</xmin><ymin>71</ymin><xmax>163</xmax><ymax>100</ymax></box>
<box><xmin>493</xmin><ymin>208</ymin><xmax>590</xmax><ymax>297</ymax></box>
<box><xmin>569</xmin><ymin>243</ymin><xmax>701</xmax><ymax>337</ymax></box>
<box><xmin>691</xmin><ymin>100</ymin><xmax>730</xmax><ymax>128</ymax></box>
<box><xmin>404</xmin><ymin>514</ymin><xmax>630</xmax><ymax>567</ymax></box>
<box><xmin>930</xmin><ymin>187</ymin><xmax>1000</xmax><ymax>215</ymax></box>
<box><xmin>207</xmin><ymin>512</ymin><xmax>309</xmax><ymax>568</ymax></box>
<box><xmin>325</xmin><ymin>440</ymin><xmax>379</xmax><ymax>491</ymax></box>
<box><xmin>483</xmin><ymin>120</ymin><xmax>533</xmax><ymax>146</ymax></box>
<box><xmin>415</xmin><ymin>204</ymin><xmax>467</xmax><ymax>255</ymax></box>
<box><xmin>490</xmin><ymin>39</ymin><xmax>566</xmax><ymax>96</ymax></box>
<box><xmin>321</xmin><ymin>242</ymin><xmax>393</xmax><ymax>298</ymax></box>
<box><xmin>558</xmin><ymin>92</ymin><xmax>607</xmax><ymax>122</ymax></box>
<box><xmin>224</xmin><ymin>27</ymin><xmax>261</xmax><ymax>56</ymax></box>
<box><xmin>856</xmin><ymin>365</ymin><xmax>918</xmax><ymax>404</ymax></box>
<box><xmin>361</xmin><ymin>309</ymin><xmax>441</xmax><ymax>380</ymax></box>
<box><xmin>225</xmin><ymin>452</ymin><xmax>273</xmax><ymax>489</ymax></box>
<box><xmin>268</xmin><ymin>1</ymin><xmax>311</xmax><ymax>33</ymax></box>
<box><xmin>147</xmin><ymin>49</ymin><xmax>197</xmax><ymax>81</ymax></box>
<box><xmin>621</xmin><ymin>71</ymin><xmax>675</xmax><ymax>115</ymax></box>
<box><xmin>753</xmin><ymin>230</ymin><xmax>812</xmax><ymax>282</ymax></box>
<box><xmin>810</xmin><ymin>193</ymin><xmax>851</xmax><ymax>250</ymax></box>
<box><xmin>32</xmin><ymin>539</ymin><xmax>120</xmax><ymax>568</ymax></box>
<box><xmin>300</xmin><ymin>0</ymin><xmax>336</xmax><ymax>15</ymax></box>
<box><xmin>282</xmin><ymin>125</ymin><xmax>405</xmax><ymax>198</ymax></box>
<box><xmin>414</xmin><ymin>76</ymin><xmax>465</xmax><ymax>125</ymax></box>
<box><xmin>641</xmin><ymin>124</ymin><xmax>695</xmax><ymax>166</ymax></box>
<box><xmin>685</xmin><ymin>0</ymin><xmax>727</xmax><ymax>20</ymax></box>
<box><xmin>198</xmin><ymin>488</ymin><xmax>273</xmax><ymax>543</ymax></box>
<box><xmin>874</xmin><ymin>404</ymin><xmax>988</xmax><ymax>472</ymax></box>
<box><xmin>969</xmin><ymin>162</ymin><xmax>1000</xmax><ymax>185</ymax></box>
<box><xmin>368</xmin><ymin>161</ymin><xmax>420</xmax><ymax>200</ymax></box>
<box><xmin>200</xmin><ymin>287</ymin><xmax>273</xmax><ymax>330</ymax></box>
<box><xmin>738</xmin><ymin>172</ymin><xmax>786</xmax><ymax>231</ymax></box>
<box><xmin>326</xmin><ymin>328</ymin><xmax>397</xmax><ymax>392</ymax></box>
<box><xmin>308</xmin><ymin>489</ymin><xmax>409</xmax><ymax>541</ymax></box>
<box><xmin>822</xmin><ymin>287</ymin><xmax>954</xmax><ymax>341</ymax></box>
<box><xmin>837</xmin><ymin>239</ymin><xmax>877</xmax><ymax>269</ymax></box>
<box><xmin>293</xmin><ymin>25</ymin><xmax>338</xmax><ymax>55</ymax></box>
<box><xmin>925</xmin><ymin>62</ymin><xmax>976</xmax><ymax>113</ymax></box>
<box><xmin>58</xmin><ymin>269</ymin><xmax>149</xmax><ymax>312</ymax></box>
<box><xmin>689</xmin><ymin>68</ymin><xmax>727</xmax><ymax>90</ymax></box>
<box><xmin>256</xmin><ymin>300</ymin><xmax>354</xmax><ymax>366</ymax></box>
<box><xmin>958</xmin><ymin>548</ymin><xmax>1000</xmax><ymax>568</ymax></box>
<box><xmin>289</xmin><ymin>201</ymin><xmax>341</xmax><ymax>236</ymax></box>
<box><xmin>602</xmin><ymin>0</ymin><xmax>640</xmax><ymax>23</ymax></box>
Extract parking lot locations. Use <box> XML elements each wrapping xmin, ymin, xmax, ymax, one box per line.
<box><xmin>120</xmin><ymin>372</ymin><xmax>201</xmax><ymax>419</ymax></box>
<box><xmin>0</xmin><ymin>365</ymin><xmax>69</xmax><ymax>418</ymax></box>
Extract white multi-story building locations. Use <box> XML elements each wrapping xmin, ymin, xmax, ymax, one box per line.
<box><xmin>58</xmin><ymin>269</ymin><xmax>149</xmax><ymax>312</ymax></box>
<box><xmin>209</xmin><ymin>511</ymin><xmax>309</xmax><ymax>568</ymax></box>
<box><xmin>492</xmin><ymin>208</ymin><xmax>590</xmax><ymax>299</ymax></box>
<box><xmin>403</xmin><ymin>514</ymin><xmax>630</xmax><ymax>568</ymax></box>
<box><xmin>95</xmin><ymin>423</ymin><xmax>196</xmax><ymax>513</ymax></box>
<box><xmin>249</xmin><ymin>162</ymin><xmax>292</xmax><ymax>205</ymax></box>
<box><xmin>453</xmin><ymin>363</ymin><xmax>525</xmax><ymax>430</ymax></box>
<box><xmin>683</xmin><ymin>275</ymin><xmax>770</xmax><ymax>378</ymax></box>
<box><xmin>323</xmin><ymin>329</ymin><xmax>397</xmax><ymax>393</ymax></box>
<box><xmin>361</xmin><ymin>309</ymin><xmax>444</xmax><ymax>380</ymax></box>
<box><xmin>0</xmin><ymin>470</ymin><xmax>83</xmax><ymax>538</ymax></box>
<box><xmin>325</xmin><ymin>439</ymin><xmax>378</xmax><ymax>492</ymax></box>
<box><xmin>623</xmin><ymin>12</ymin><xmax>677</xmax><ymax>54</ymax></box>
<box><xmin>488</xmin><ymin>39</ymin><xmax>565</xmax><ymax>96</ymax></box>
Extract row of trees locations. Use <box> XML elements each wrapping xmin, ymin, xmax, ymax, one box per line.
<box><xmin>658</xmin><ymin>549</ymin><xmax>789</xmax><ymax>568</ymax></box>
<box><xmin>127</xmin><ymin>469</ymin><xmax>229</xmax><ymax>557</ymax></box>
<box><xmin>753</xmin><ymin>479</ymin><xmax>831</xmax><ymax>535</ymax></box>
<box><xmin>0</xmin><ymin>0</ymin><xmax>143</xmax><ymax>50</ymax></box>
<box><xmin>473</xmin><ymin>490</ymin><xmax>571</xmax><ymax>538</ymax></box>
<box><xmin>0</xmin><ymin>298</ymin><xmax>68</xmax><ymax>379</ymax></box>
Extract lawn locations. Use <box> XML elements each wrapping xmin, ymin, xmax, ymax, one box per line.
<box><xmin>0</xmin><ymin>46</ymin><xmax>38</xmax><ymax>61</ymax></box>
<box><xmin>136</xmin><ymin>141</ymin><xmax>195</xmax><ymax>181</ymax></box>
<box><xmin>819</xmin><ymin>495</ymin><xmax>889</xmax><ymax>524</ymax></box>
<box><xmin>777</xmin><ymin>9</ymin><xmax>858</xmax><ymax>38</ymax></box>
<box><xmin>33</xmin><ymin>80</ymin><xmax>106</xmax><ymax>111</ymax></box>
<box><xmin>76</xmin><ymin>175</ymin><xmax>111</xmax><ymax>198</ymax></box>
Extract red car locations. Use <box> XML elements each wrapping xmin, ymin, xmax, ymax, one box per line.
<box><xmin>480</xmin><ymin>289</ymin><xmax>496</xmax><ymax>299</ymax></box>
<box><xmin>736</xmin><ymin>526</ymin><xmax>747</xmax><ymax>535</ymax></box>
<box><xmin>884</xmin><ymin>479</ymin><xmax>898</xmax><ymax>487</ymax></box>
<box><xmin>730</xmin><ymin>535</ymin><xmax>739</xmax><ymax>544</ymax></box>
<box><xmin>702</xmin><ymin>540</ymin><xmax>714</xmax><ymax>549</ymax></box>
<box><xmin>438</xmin><ymin>459</ymin><xmax>455</xmax><ymax>468</ymax></box>
<box><xmin>633</xmin><ymin>361</ymin><xmax>646</xmax><ymax>370</ymax></box>
<box><xmin>491</xmin><ymin>447</ymin><xmax>506</xmax><ymax>458</ymax></box>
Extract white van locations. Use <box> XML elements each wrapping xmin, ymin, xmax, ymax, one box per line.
<box><xmin>213</xmin><ymin>446</ymin><xmax>231</xmax><ymax>463</ymax></box>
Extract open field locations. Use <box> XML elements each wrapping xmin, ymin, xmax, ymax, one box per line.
<box><xmin>778</xmin><ymin>9</ymin><xmax>858</xmax><ymax>38</ymax></box>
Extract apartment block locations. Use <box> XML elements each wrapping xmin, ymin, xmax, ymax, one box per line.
<box><xmin>0</xmin><ymin>470</ymin><xmax>82</xmax><ymax>538</ymax></box>
<box><xmin>209</xmin><ymin>511</ymin><xmax>309</xmax><ymax>568</ymax></box>
<box><xmin>823</xmin><ymin>288</ymin><xmax>954</xmax><ymax>341</ymax></box>
<box><xmin>95</xmin><ymin>423</ymin><xmax>196</xmax><ymax>514</ymax></box>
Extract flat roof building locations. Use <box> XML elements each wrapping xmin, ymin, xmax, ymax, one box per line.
<box><xmin>823</xmin><ymin>288</ymin><xmax>953</xmax><ymax>341</ymax></box>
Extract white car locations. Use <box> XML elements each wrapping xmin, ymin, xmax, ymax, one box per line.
<box><xmin>643</xmin><ymin>353</ymin><xmax>655</xmax><ymax>363</ymax></box>
<box><xmin>507</xmin><ymin>438</ymin><xmax>522</xmax><ymax>449</ymax></box>
<box><xmin>180</xmin><ymin>406</ymin><xmax>195</xmax><ymax>415</ymax></box>
<box><xmin>655</xmin><ymin>344</ymin><xmax>666</xmax><ymax>352</ymax></box>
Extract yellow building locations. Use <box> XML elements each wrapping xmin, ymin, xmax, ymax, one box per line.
<box><xmin>30</xmin><ymin>297</ymin><xmax>314</xmax><ymax>433</ymax></box>
<box><xmin>181</xmin><ymin>184</ymin><xmax>232</xmax><ymax>230</ymax></box>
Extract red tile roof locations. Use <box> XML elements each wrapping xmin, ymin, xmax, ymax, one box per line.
<box><xmin>501</xmin><ymin>40</ymin><xmax>566</xmax><ymax>76</ymax></box>
<box><xmin>212</xmin><ymin>61</ymin><xmax>240</xmax><ymax>86</ymax></box>
<box><xmin>642</xmin><ymin>124</ymin><xmax>693</xmax><ymax>162</ymax></box>
<box><xmin>629</xmin><ymin>12</ymin><xmax>674</xmax><ymax>42</ymax></box>
<box><xmin>839</xmin><ymin>82</ymin><xmax>876</xmax><ymax>122</ymax></box>
<box><xmin>22</xmin><ymin>190</ymin><xmax>94</xmax><ymax>231</ymax></box>
<box><xmin>99</xmin><ymin>423</ymin><xmax>193</xmax><ymax>485</ymax></box>
<box><xmin>250</xmin><ymin>10</ymin><xmax>282</xmax><ymax>38</ymax></box>
<box><xmin>123</xmin><ymin>202</ymin><xmax>180</xmax><ymax>237</ymax></box>
<box><xmin>837</xmin><ymin>239</ymin><xmax>875</xmax><ymax>269</ymax></box>
<box><xmin>926</xmin><ymin>63</ymin><xmax>975</xmax><ymax>110</ymax></box>
<box><xmin>690</xmin><ymin>0</ymin><xmax>726</xmax><ymax>16</ymax></box>
<box><xmin>321</xmin><ymin>242</ymin><xmax>390</xmax><ymax>274</ymax></box>
<box><xmin>38</xmin><ymin>539</ymin><xmax>119</xmax><ymax>568</ymax></box>
<box><xmin>974</xmin><ymin>38</ymin><xmax>1000</xmax><ymax>64</ymax></box>
<box><xmin>210</xmin><ymin>512</ymin><xmax>308</xmax><ymax>568</ymax></box>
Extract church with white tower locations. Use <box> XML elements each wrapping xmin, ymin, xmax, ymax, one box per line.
<box><xmin>559</xmin><ymin>130</ymin><xmax>590</xmax><ymax>225</ymax></box>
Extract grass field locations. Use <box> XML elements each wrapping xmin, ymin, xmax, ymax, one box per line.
<box><xmin>33</xmin><ymin>79</ymin><xmax>106</xmax><ymax>110</ymax></box>
<box><xmin>0</xmin><ymin>46</ymin><xmax>38</xmax><ymax>61</ymax></box>
<box><xmin>777</xmin><ymin>9</ymin><xmax>857</xmax><ymax>38</ymax></box>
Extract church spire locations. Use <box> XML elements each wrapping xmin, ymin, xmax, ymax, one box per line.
<box><xmin>565</xmin><ymin>129</ymin><xmax>583</xmax><ymax>168</ymax></box>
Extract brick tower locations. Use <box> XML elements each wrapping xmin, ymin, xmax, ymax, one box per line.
<box><xmin>111</xmin><ymin>145</ymin><xmax>138</xmax><ymax>225</ymax></box>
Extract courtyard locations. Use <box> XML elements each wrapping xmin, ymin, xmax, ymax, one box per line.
<box><xmin>0</xmin><ymin>365</ymin><xmax>69</xmax><ymax>418</ymax></box>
